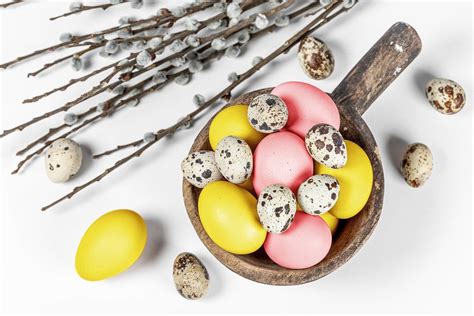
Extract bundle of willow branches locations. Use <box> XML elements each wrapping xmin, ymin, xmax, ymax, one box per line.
<box><xmin>0</xmin><ymin>0</ymin><xmax>357</xmax><ymax>211</ymax></box>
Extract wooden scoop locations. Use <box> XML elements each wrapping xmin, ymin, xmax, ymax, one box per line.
<box><xmin>182</xmin><ymin>22</ymin><xmax>422</xmax><ymax>285</ymax></box>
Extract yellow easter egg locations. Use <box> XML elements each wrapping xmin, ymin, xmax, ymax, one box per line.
<box><xmin>75</xmin><ymin>209</ymin><xmax>147</xmax><ymax>281</ymax></box>
<box><xmin>319</xmin><ymin>212</ymin><xmax>339</xmax><ymax>234</ymax></box>
<box><xmin>198</xmin><ymin>181</ymin><xmax>266</xmax><ymax>254</ymax></box>
<box><xmin>209</xmin><ymin>104</ymin><xmax>265</xmax><ymax>150</ymax></box>
<box><xmin>315</xmin><ymin>140</ymin><xmax>373</xmax><ymax>219</ymax></box>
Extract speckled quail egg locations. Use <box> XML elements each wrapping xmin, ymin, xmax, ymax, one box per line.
<box><xmin>297</xmin><ymin>174</ymin><xmax>339</xmax><ymax>215</ymax></box>
<box><xmin>44</xmin><ymin>138</ymin><xmax>83</xmax><ymax>183</ymax></box>
<box><xmin>425</xmin><ymin>78</ymin><xmax>466</xmax><ymax>114</ymax></box>
<box><xmin>247</xmin><ymin>94</ymin><xmax>288</xmax><ymax>133</ymax></box>
<box><xmin>298</xmin><ymin>36</ymin><xmax>335</xmax><ymax>80</ymax></box>
<box><xmin>173</xmin><ymin>252</ymin><xmax>209</xmax><ymax>300</ymax></box>
<box><xmin>257</xmin><ymin>184</ymin><xmax>297</xmax><ymax>233</ymax></box>
<box><xmin>305</xmin><ymin>123</ymin><xmax>347</xmax><ymax>169</ymax></box>
<box><xmin>215</xmin><ymin>136</ymin><xmax>253</xmax><ymax>184</ymax></box>
<box><xmin>401</xmin><ymin>143</ymin><xmax>433</xmax><ymax>188</ymax></box>
<box><xmin>181</xmin><ymin>150</ymin><xmax>223</xmax><ymax>188</ymax></box>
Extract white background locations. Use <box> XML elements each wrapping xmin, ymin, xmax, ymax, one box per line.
<box><xmin>0</xmin><ymin>0</ymin><xmax>472</xmax><ymax>314</ymax></box>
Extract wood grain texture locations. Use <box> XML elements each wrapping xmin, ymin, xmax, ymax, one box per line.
<box><xmin>332</xmin><ymin>22</ymin><xmax>422</xmax><ymax>116</ymax></box>
<box><xmin>182</xmin><ymin>22</ymin><xmax>421</xmax><ymax>285</ymax></box>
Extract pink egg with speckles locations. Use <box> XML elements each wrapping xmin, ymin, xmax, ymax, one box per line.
<box><xmin>264</xmin><ymin>212</ymin><xmax>332</xmax><ymax>269</ymax></box>
<box><xmin>253</xmin><ymin>131</ymin><xmax>313</xmax><ymax>196</ymax></box>
<box><xmin>271</xmin><ymin>81</ymin><xmax>340</xmax><ymax>138</ymax></box>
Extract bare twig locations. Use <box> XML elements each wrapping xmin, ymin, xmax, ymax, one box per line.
<box><xmin>0</xmin><ymin>0</ymin><xmax>22</xmax><ymax>8</ymax></box>
<box><xmin>41</xmin><ymin>0</ymin><xmax>356</xmax><ymax>211</ymax></box>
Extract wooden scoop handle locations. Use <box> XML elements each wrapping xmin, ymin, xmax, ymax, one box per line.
<box><xmin>331</xmin><ymin>22</ymin><xmax>422</xmax><ymax>116</ymax></box>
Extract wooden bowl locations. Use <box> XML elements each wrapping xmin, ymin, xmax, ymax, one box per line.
<box><xmin>183</xmin><ymin>22</ymin><xmax>421</xmax><ymax>285</ymax></box>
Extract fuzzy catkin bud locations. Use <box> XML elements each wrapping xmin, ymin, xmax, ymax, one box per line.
<box><xmin>275</xmin><ymin>13</ymin><xmax>290</xmax><ymax>27</ymax></box>
<box><xmin>225</xmin><ymin>46</ymin><xmax>241</xmax><ymax>58</ymax></box>
<box><xmin>189</xmin><ymin>60</ymin><xmax>203</xmax><ymax>73</ymax></box>
<box><xmin>169</xmin><ymin>39</ymin><xmax>186</xmax><ymax>53</ymax></box>
<box><xmin>236</xmin><ymin>30</ymin><xmax>250</xmax><ymax>44</ymax></box>
<box><xmin>69</xmin><ymin>2</ymin><xmax>83</xmax><ymax>12</ymax></box>
<box><xmin>185</xmin><ymin>35</ymin><xmax>200</xmax><ymax>48</ymax></box>
<box><xmin>105</xmin><ymin>40</ymin><xmax>119</xmax><ymax>54</ymax></box>
<box><xmin>227</xmin><ymin>72</ymin><xmax>238</xmax><ymax>83</ymax></box>
<box><xmin>211</xmin><ymin>37</ymin><xmax>226</xmax><ymax>50</ymax></box>
<box><xmin>252</xmin><ymin>56</ymin><xmax>263</xmax><ymax>66</ymax></box>
<box><xmin>175</xmin><ymin>73</ymin><xmax>191</xmax><ymax>85</ymax></box>
<box><xmin>148</xmin><ymin>37</ymin><xmax>163</xmax><ymax>49</ymax></box>
<box><xmin>59</xmin><ymin>33</ymin><xmax>73</xmax><ymax>43</ymax></box>
<box><xmin>137</xmin><ymin>50</ymin><xmax>153</xmax><ymax>67</ymax></box>
<box><xmin>143</xmin><ymin>132</ymin><xmax>156</xmax><ymax>143</ymax></box>
<box><xmin>184</xmin><ymin>18</ymin><xmax>200</xmax><ymax>31</ymax></box>
<box><xmin>64</xmin><ymin>113</ymin><xmax>79</xmax><ymax>125</ymax></box>
<box><xmin>171</xmin><ymin>57</ymin><xmax>186</xmax><ymax>67</ymax></box>
<box><xmin>254</xmin><ymin>14</ymin><xmax>269</xmax><ymax>30</ymax></box>
<box><xmin>152</xmin><ymin>71</ymin><xmax>167</xmax><ymax>84</ymax></box>
<box><xmin>71</xmin><ymin>57</ymin><xmax>82</xmax><ymax>72</ymax></box>
<box><xmin>193</xmin><ymin>94</ymin><xmax>206</xmax><ymax>106</ymax></box>
<box><xmin>226</xmin><ymin>2</ymin><xmax>241</xmax><ymax>18</ymax></box>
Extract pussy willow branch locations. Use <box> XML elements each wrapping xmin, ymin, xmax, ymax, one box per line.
<box><xmin>41</xmin><ymin>0</ymin><xmax>356</xmax><ymax>211</ymax></box>
<box><xmin>0</xmin><ymin>0</ymin><xmax>22</xmax><ymax>8</ymax></box>
<box><xmin>101</xmin><ymin>0</ymin><xmax>270</xmax><ymax>84</ymax></box>
<box><xmin>0</xmin><ymin>0</ymin><xmax>271</xmax><ymax>139</ymax></box>
<box><xmin>29</xmin><ymin>2</ymin><xmax>221</xmax><ymax>77</ymax></box>
<box><xmin>12</xmin><ymin>42</ymin><xmax>223</xmax><ymax>174</ymax></box>
<box><xmin>15</xmin><ymin>0</ymin><xmax>313</xmax><ymax>162</ymax></box>
<box><xmin>93</xmin><ymin>2</ymin><xmax>325</xmax><ymax>159</ymax></box>
<box><xmin>10</xmin><ymin>1</ymin><xmax>287</xmax><ymax>169</ymax></box>
<box><xmin>50</xmin><ymin>0</ymin><xmax>131</xmax><ymax>21</ymax></box>
<box><xmin>0</xmin><ymin>1</ymin><xmax>214</xmax><ymax>69</ymax></box>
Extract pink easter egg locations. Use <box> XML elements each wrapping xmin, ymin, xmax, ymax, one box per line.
<box><xmin>271</xmin><ymin>81</ymin><xmax>340</xmax><ymax>138</ymax></box>
<box><xmin>253</xmin><ymin>131</ymin><xmax>313</xmax><ymax>196</ymax></box>
<box><xmin>264</xmin><ymin>212</ymin><xmax>332</xmax><ymax>269</ymax></box>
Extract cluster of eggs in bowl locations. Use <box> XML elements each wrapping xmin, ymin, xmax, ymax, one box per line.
<box><xmin>182</xmin><ymin>81</ymin><xmax>374</xmax><ymax>270</ymax></box>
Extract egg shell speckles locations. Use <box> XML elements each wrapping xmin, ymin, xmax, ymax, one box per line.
<box><xmin>215</xmin><ymin>136</ymin><xmax>253</xmax><ymax>184</ymax></box>
<box><xmin>247</xmin><ymin>94</ymin><xmax>288</xmax><ymax>133</ymax></box>
<box><xmin>305</xmin><ymin>123</ymin><xmax>347</xmax><ymax>169</ymax></box>
<box><xmin>173</xmin><ymin>252</ymin><xmax>209</xmax><ymax>300</ymax></box>
<box><xmin>426</xmin><ymin>78</ymin><xmax>466</xmax><ymax>114</ymax></box>
<box><xmin>297</xmin><ymin>174</ymin><xmax>339</xmax><ymax>215</ymax></box>
<box><xmin>401</xmin><ymin>143</ymin><xmax>433</xmax><ymax>188</ymax></box>
<box><xmin>257</xmin><ymin>185</ymin><xmax>297</xmax><ymax>233</ymax></box>
<box><xmin>298</xmin><ymin>36</ymin><xmax>334</xmax><ymax>80</ymax></box>
<box><xmin>44</xmin><ymin>138</ymin><xmax>83</xmax><ymax>183</ymax></box>
<box><xmin>181</xmin><ymin>150</ymin><xmax>223</xmax><ymax>188</ymax></box>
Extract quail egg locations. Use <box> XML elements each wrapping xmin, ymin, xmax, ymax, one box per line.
<box><xmin>401</xmin><ymin>143</ymin><xmax>433</xmax><ymax>188</ymax></box>
<box><xmin>298</xmin><ymin>36</ymin><xmax>335</xmax><ymax>80</ymax></box>
<box><xmin>297</xmin><ymin>174</ymin><xmax>340</xmax><ymax>215</ymax></box>
<box><xmin>173</xmin><ymin>252</ymin><xmax>209</xmax><ymax>300</ymax></box>
<box><xmin>426</xmin><ymin>78</ymin><xmax>466</xmax><ymax>114</ymax></box>
<box><xmin>257</xmin><ymin>184</ymin><xmax>297</xmax><ymax>233</ymax></box>
<box><xmin>181</xmin><ymin>150</ymin><xmax>223</xmax><ymax>188</ymax></box>
<box><xmin>215</xmin><ymin>136</ymin><xmax>253</xmax><ymax>184</ymax></box>
<box><xmin>305</xmin><ymin>123</ymin><xmax>347</xmax><ymax>169</ymax></box>
<box><xmin>247</xmin><ymin>94</ymin><xmax>288</xmax><ymax>133</ymax></box>
<box><xmin>44</xmin><ymin>138</ymin><xmax>83</xmax><ymax>183</ymax></box>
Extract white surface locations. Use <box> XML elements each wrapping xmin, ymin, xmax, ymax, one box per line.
<box><xmin>0</xmin><ymin>1</ymin><xmax>472</xmax><ymax>314</ymax></box>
